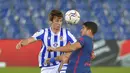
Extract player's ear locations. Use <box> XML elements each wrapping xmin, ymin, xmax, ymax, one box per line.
<box><xmin>88</xmin><ymin>29</ymin><xmax>91</xmax><ymax>33</ymax></box>
<box><xmin>89</xmin><ymin>30</ymin><xmax>92</xmax><ymax>33</ymax></box>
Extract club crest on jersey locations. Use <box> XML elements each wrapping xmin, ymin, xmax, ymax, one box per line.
<box><xmin>53</xmin><ymin>42</ymin><xmax>58</xmax><ymax>47</ymax></box>
<box><xmin>60</xmin><ymin>36</ymin><xmax>63</xmax><ymax>41</ymax></box>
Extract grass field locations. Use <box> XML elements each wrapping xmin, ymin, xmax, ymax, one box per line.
<box><xmin>0</xmin><ymin>67</ymin><xmax>130</xmax><ymax>73</ymax></box>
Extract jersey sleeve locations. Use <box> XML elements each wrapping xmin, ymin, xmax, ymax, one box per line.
<box><xmin>78</xmin><ymin>36</ymin><xmax>85</xmax><ymax>47</ymax></box>
<box><xmin>67</xmin><ymin>30</ymin><xmax>77</xmax><ymax>44</ymax></box>
<box><xmin>32</xmin><ymin>29</ymin><xmax>44</xmax><ymax>40</ymax></box>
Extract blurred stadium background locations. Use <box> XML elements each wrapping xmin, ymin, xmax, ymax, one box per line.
<box><xmin>0</xmin><ymin>0</ymin><xmax>130</xmax><ymax>73</ymax></box>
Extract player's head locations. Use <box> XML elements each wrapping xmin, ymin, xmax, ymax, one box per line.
<box><xmin>49</xmin><ymin>10</ymin><xmax>63</xmax><ymax>30</ymax></box>
<box><xmin>81</xmin><ymin>21</ymin><xmax>98</xmax><ymax>38</ymax></box>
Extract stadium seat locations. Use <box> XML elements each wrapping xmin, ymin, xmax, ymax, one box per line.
<box><xmin>0</xmin><ymin>0</ymin><xmax>130</xmax><ymax>39</ymax></box>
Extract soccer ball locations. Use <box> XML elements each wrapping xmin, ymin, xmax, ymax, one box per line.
<box><xmin>65</xmin><ymin>10</ymin><xmax>80</xmax><ymax>24</ymax></box>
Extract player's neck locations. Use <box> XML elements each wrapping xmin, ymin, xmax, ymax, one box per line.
<box><xmin>51</xmin><ymin>27</ymin><xmax>61</xmax><ymax>34</ymax></box>
<box><xmin>90</xmin><ymin>35</ymin><xmax>93</xmax><ymax>38</ymax></box>
<box><xmin>86</xmin><ymin>34</ymin><xmax>93</xmax><ymax>39</ymax></box>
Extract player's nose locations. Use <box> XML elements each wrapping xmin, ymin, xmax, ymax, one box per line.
<box><xmin>56</xmin><ymin>23</ymin><xmax>61</xmax><ymax>26</ymax></box>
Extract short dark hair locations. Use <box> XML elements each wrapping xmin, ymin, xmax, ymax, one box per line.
<box><xmin>83</xmin><ymin>21</ymin><xmax>98</xmax><ymax>35</ymax></box>
<box><xmin>49</xmin><ymin>9</ymin><xmax>63</xmax><ymax>21</ymax></box>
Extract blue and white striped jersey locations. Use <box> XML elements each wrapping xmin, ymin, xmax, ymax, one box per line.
<box><xmin>32</xmin><ymin>27</ymin><xmax>77</xmax><ymax>67</ymax></box>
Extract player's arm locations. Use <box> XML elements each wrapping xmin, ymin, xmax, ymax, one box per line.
<box><xmin>53</xmin><ymin>30</ymin><xmax>84</xmax><ymax>52</ymax></box>
<box><xmin>91</xmin><ymin>50</ymin><xmax>96</xmax><ymax>60</ymax></box>
<box><xmin>48</xmin><ymin>36</ymin><xmax>85</xmax><ymax>52</ymax></box>
<box><xmin>57</xmin><ymin>53</ymin><xmax>71</xmax><ymax>72</ymax></box>
<box><xmin>52</xmin><ymin>53</ymin><xmax>71</xmax><ymax>72</ymax></box>
<box><xmin>45</xmin><ymin>55</ymin><xmax>64</xmax><ymax>64</ymax></box>
<box><xmin>16</xmin><ymin>29</ymin><xmax>44</xmax><ymax>49</ymax></box>
<box><xmin>67</xmin><ymin>30</ymin><xmax>77</xmax><ymax>44</ymax></box>
<box><xmin>48</xmin><ymin>30</ymin><xmax>79</xmax><ymax>52</ymax></box>
<box><xmin>48</xmin><ymin>42</ymin><xmax>82</xmax><ymax>52</ymax></box>
<box><xmin>56</xmin><ymin>52</ymin><xmax>71</xmax><ymax>62</ymax></box>
<box><xmin>46</xmin><ymin>52</ymin><xmax>71</xmax><ymax>63</ymax></box>
<box><xmin>16</xmin><ymin>37</ymin><xmax>36</xmax><ymax>49</ymax></box>
<box><xmin>57</xmin><ymin>42</ymin><xmax>82</xmax><ymax>52</ymax></box>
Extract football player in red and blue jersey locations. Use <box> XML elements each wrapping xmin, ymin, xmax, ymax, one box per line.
<box><xmin>48</xmin><ymin>21</ymin><xmax>98</xmax><ymax>73</ymax></box>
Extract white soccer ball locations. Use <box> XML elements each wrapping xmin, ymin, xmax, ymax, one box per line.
<box><xmin>65</xmin><ymin>10</ymin><xmax>80</xmax><ymax>24</ymax></box>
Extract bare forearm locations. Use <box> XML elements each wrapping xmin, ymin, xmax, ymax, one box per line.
<box><xmin>54</xmin><ymin>42</ymin><xmax>81</xmax><ymax>52</ymax></box>
<box><xmin>55</xmin><ymin>55</ymin><xmax>63</xmax><ymax>61</ymax></box>
<box><xmin>20</xmin><ymin>39</ymin><xmax>29</xmax><ymax>46</ymax></box>
<box><xmin>22</xmin><ymin>37</ymin><xmax>36</xmax><ymax>46</ymax></box>
<box><xmin>16</xmin><ymin>37</ymin><xmax>36</xmax><ymax>49</ymax></box>
<box><xmin>56</xmin><ymin>45</ymin><xmax>74</xmax><ymax>52</ymax></box>
<box><xmin>55</xmin><ymin>53</ymin><xmax>70</xmax><ymax>63</ymax></box>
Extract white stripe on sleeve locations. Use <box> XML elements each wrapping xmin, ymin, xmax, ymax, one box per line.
<box><xmin>32</xmin><ymin>29</ymin><xmax>44</xmax><ymax>40</ymax></box>
<box><xmin>67</xmin><ymin>30</ymin><xmax>77</xmax><ymax>44</ymax></box>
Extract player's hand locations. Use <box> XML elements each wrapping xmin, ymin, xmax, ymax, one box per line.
<box><xmin>47</xmin><ymin>47</ymin><xmax>55</xmax><ymax>52</ymax></box>
<box><xmin>45</xmin><ymin>58</ymin><xmax>51</xmax><ymax>64</ymax></box>
<box><xmin>91</xmin><ymin>51</ymin><xmax>96</xmax><ymax>60</ymax></box>
<box><xmin>16</xmin><ymin>41</ymin><xmax>22</xmax><ymax>49</ymax></box>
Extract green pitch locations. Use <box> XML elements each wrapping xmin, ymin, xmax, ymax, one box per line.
<box><xmin>0</xmin><ymin>67</ymin><xmax>130</xmax><ymax>73</ymax></box>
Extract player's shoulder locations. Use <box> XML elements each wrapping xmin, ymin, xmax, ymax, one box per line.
<box><xmin>44</xmin><ymin>28</ymin><xmax>49</xmax><ymax>31</ymax></box>
<box><xmin>37</xmin><ymin>29</ymin><xmax>44</xmax><ymax>33</ymax></box>
<box><xmin>32</xmin><ymin>29</ymin><xmax>45</xmax><ymax>37</ymax></box>
<box><xmin>81</xmin><ymin>35</ymin><xmax>91</xmax><ymax>40</ymax></box>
